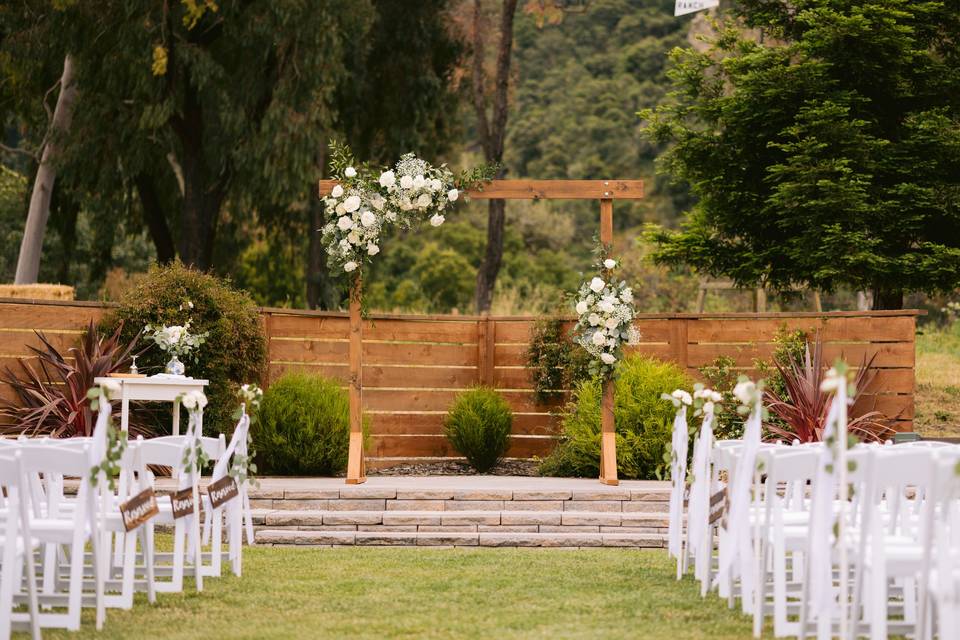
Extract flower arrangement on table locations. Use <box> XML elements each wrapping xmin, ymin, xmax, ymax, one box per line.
<box><xmin>320</xmin><ymin>140</ymin><xmax>497</xmax><ymax>275</ymax></box>
<box><xmin>144</xmin><ymin>311</ymin><xmax>208</xmax><ymax>376</ymax></box>
<box><xmin>572</xmin><ymin>248</ymin><xmax>640</xmax><ymax>378</ymax></box>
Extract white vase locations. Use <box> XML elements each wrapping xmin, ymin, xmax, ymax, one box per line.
<box><xmin>165</xmin><ymin>355</ymin><xmax>185</xmax><ymax>376</ymax></box>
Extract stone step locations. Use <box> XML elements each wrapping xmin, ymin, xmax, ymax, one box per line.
<box><xmin>253</xmin><ymin>509</ymin><xmax>669</xmax><ymax>528</ymax></box>
<box><xmin>255</xmin><ymin>529</ymin><xmax>667</xmax><ymax>548</ymax></box>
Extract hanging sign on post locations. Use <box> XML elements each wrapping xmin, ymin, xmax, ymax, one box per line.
<box><xmin>675</xmin><ymin>0</ymin><xmax>719</xmax><ymax>16</ymax></box>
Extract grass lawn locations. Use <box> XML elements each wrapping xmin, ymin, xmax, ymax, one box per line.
<box><xmin>915</xmin><ymin>325</ymin><xmax>960</xmax><ymax>437</ymax></box>
<box><xmin>30</xmin><ymin>546</ymin><xmax>758</xmax><ymax>640</ymax></box>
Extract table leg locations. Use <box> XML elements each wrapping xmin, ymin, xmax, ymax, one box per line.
<box><xmin>121</xmin><ymin>395</ymin><xmax>130</xmax><ymax>433</ymax></box>
<box><xmin>173</xmin><ymin>400</ymin><xmax>181</xmax><ymax>436</ymax></box>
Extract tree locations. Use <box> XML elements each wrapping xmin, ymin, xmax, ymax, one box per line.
<box><xmin>13</xmin><ymin>54</ymin><xmax>77</xmax><ymax>284</ymax></box>
<box><xmin>470</xmin><ymin>0</ymin><xmax>519</xmax><ymax>313</ymax></box>
<box><xmin>641</xmin><ymin>0</ymin><xmax>960</xmax><ymax>309</ymax></box>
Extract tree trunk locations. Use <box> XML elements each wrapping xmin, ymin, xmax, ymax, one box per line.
<box><xmin>872</xmin><ymin>286</ymin><xmax>903</xmax><ymax>310</ymax></box>
<box><xmin>474</xmin><ymin>198</ymin><xmax>506</xmax><ymax>312</ymax></box>
<box><xmin>471</xmin><ymin>0</ymin><xmax>518</xmax><ymax>313</ymax></box>
<box><xmin>14</xmin><ymin>54</ymin><xmax>78</xmax><ymax>284</ymax></box>
<box><xmin>135</xmin><ymin>173</ymin><xmax>176</xmax><ymax>264</ymax></box>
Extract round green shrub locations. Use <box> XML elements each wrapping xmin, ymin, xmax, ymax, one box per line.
<box><xmin>99</xmin><ymin>261</ymin><xmax>267</xmax><ymax>436</ymax></box>
<box><xmin>444</xmin><ymin>387</ymin><xmax>513</xmax><ymax>473</ymax></box>
<box><xmin>539</xmin><ymin>354</ymin><xmax>694</xmax><ymax>480</ymax></box>
<box><xmin>253</xmin><ymin>372</ymin><xmax>361</xmax><ymax>476</ymax></box>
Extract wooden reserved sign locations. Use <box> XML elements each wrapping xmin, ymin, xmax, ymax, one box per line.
<box><xmin>170</xmin><ymin>487</ymin><xmax>196</xmax><ymax>519</ymax></box>
<box><xmin>120</xmin><ymin>487</ymin><xmax>159</xmax><ymax>531</ymax></box>
<box><xmin>207</xmin><ymin>475</ymin><xmax>239</xmax><ymax>509</ymax></box>
<box><xmin>710</xmin><ymin>489</ymin><xmax>727</xmax><ymax>526</ymax></box>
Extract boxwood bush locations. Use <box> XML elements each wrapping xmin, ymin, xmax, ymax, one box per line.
<box><xmin>539</xmin><ymin>354</ymin><xmax>693</xmax><ymax>480</ymax></box>
<box><xmin>253</xmin><ymin>372</ymin><xmax>362</xmax><ymax>476</ymax></box>
<box><xmin>99</xmin><ymin>261</ymin><xmax>267</xmax><ymax>436</ymax></box>
<box><xmin>444</xmin><ymin>387</ymin><xmax>513</xmax><ymax>473</ymax></box>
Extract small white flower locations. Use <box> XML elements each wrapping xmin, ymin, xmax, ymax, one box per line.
<box><xmin>733</xmin><ymin>380</ymin><xmax>757</xmax><ymax>406</ymax></box>
<box><xmin>710</xmin><ymin>391</ymin><xmax>723</xmax><ymax>403</ymax></box>
<box><xmin>343</xmin><ymin>195</ymin><xmax>361</xmax><ymax>213</ymax></box>
<box><xmin>589</xmin><ymin>277</ymin><xmax>605</xmax><ymax>293</ymax></box>
<box><xmin>180</xmin><ymin>390</ymin><xmax>207</xmax><ymax>412</ymax></box>
<box><xmin>671</xmin><ymin>389</ymin><xmax>692</xmax><ymax>406</ymax></box>
<box><xmin>416</xmin><ymin>193</ymin><xmax>432</xmax><ymax>208</ymax></box>
<box><xmin>703</xmin><ymin>401</ymin><xmax>715</xmax><ymax>414</ymax></box>
<box><xmin>575</xmin><ymin>300</ymin><xmax>589</xmax><ymax>315</ymax></box>
<box><xmin>620</xmin><ymin>288</ymin><xmax>633</xmax><ymax>303</ymax></box>
<box><xmin>591</xmin><ymin>330</ymin><xmax>607</xmax><ymax>346</ymax></box>
<box><xmin>370</xmin><ymin>194</ymin><xmax>385</xmax><ymax>210</ymax></box>
<box><xmin>360</xmin><ymin>210</ymin><xmax>377</xmax><ymax>227</ymax></box>
<box><xmin>386</xmin><ymin>211</ymin><xmax>397</xmax><ymax>221</ymax></box>
<box><xmin>343</xmin><ymin>261</ymin><xmax>358</xmax><ymax>272</ymax></box>
<box><xmin>820</xmin><ymin>368</ymin><xmax>843</xmax><ymax>393</ymax></box>
<box><xmin>337</xmin><ymin>216</ymin><xmax>353</xmax><ymax>231</ymax></box>
<box><xmin>447</xmin><ymin>189</ymin><xmax>459</xmax><ymax>202</ymax></box>
<box><xmin>347</xmin><ymin>230</ymin><xmax>360</xmax><ymax>245</ymax></box>
<box><xmin>600</xmin><ymin>353</ymin><xmax>617</xmax><ymax>365</ymax></box>
<box><xmin>335</xmin><ymin>203</ymin><xmax>346</xmax><ymax>215</ymax></box>
<box><xmin>379</xmin><ymin>171</ymin><xmax>396</xmax><ymax>188</ymax></box>
<box><xmin>331</xmin><ymin>184</ymin><xmax>344</xmax><ymax>198</ymax></box>
<box><xmin>604</xmin><ymin>316</ymin><xmax>619</xmax><ymax>329</ymax></box>
<box><xmin>430</xmin><ymin>214</ymin><xmax>445</xmax><ymax>227</ymax></box>
<box><xmin>399</xmin><ymin>175</ymin><xmax>414</xmax><ymax>189</ymax></box>
<box><xmin>100</xmin><ymin>379</ymin><xmax>122</xmax><ymax>399</ymax></box>
<box><xmin>412</xmin><ymin>174</ymin><xmax>425</xmax><ymax>189</ymax></box>
<box><xmin>344</xmin><ymin>167</ymin><xmax>357</xmax><ymax>178</ymax></box>
<box><xmin>599</xmin><ymin>300</ymin><xmax>615</xmax><ymax>313</ymax></box>
<box><xmin>588</xmin><ymin>313</ymin><xmax>601</xmax><ymax>326</ymax></box>
<box><xmin>187</xmin><ymin>301</ymin><xmax>194</xmax><ymax>309</ymax></box>
<box><xmin>430</xmin><ymin>178</ymin><xmax>442</xmax><ymax>191</ymax></box>
<box><xmin>603</xmin><ymin>258</ymin><xmax>617</xmax><ymax>269</ymax></box>
<box><xmin>367</xmin><ymin>244</ymin><xmax>380</xmax><ymax>256</ymax></box>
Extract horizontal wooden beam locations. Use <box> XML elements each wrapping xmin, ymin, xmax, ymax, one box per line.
<box><xmin>317</xmin><ymin>179</ymin><xmax>644</xmax><ymax>200</ymax></box>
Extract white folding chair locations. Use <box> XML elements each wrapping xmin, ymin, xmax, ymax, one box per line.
<box><xmin>0</xmin><ymin>451</ymin><xmax>41</xmax><ymax>640</ymax></box>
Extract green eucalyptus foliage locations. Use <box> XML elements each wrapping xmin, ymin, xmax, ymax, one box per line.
<box><xmin>253</xmin><ymin>373</ymin><xmax>365</xmax><ymax>476</ymax></box>
<box><xmin>100</xmin><ymin>262</ymin><xmax>267</xmax><ymax>436</ymax></box>
<box><xmin>444</xmin><ymin>387</ymin><xmax>514</xmax><ymax>473</ymax></box>
<box><xmin>540</xmin><ymin>354</ymin><xmax>693</xmax><ymax>479</ymax></box>
<box><xmin>642</xmin><ymin>0</ymin><xmax>960</xmax><ymax>309</ymax></box>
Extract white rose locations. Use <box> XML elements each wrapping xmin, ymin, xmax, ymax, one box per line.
<box><xmin>710</xmin><ymin>391</ymin><xmax>723</xmax><ymax>403</ymax></box>
<box><xmin>339</xmin><ymin>238</ymin><xmax>350</xmax><ymax>249</ymax></box>
<box><xmin>370</xmin><ymin>194</ymin><xmax>385</xmax><ymax>210</ymax></box>
<box><xmin>344</xmin><ymin>167</ymin><xmax>357</xmax><ymax>178</ymax></box>
<box><xmin>360</xmin><ymin>210</ymin><xmax>377</xmax><ymax>227</ymax></box>
<box><xmin>588</xmin><ymin>313</ymin><xmax>601</xmax><ymax>326</ymax></box>
<box><xmin>599</xmin><ymin>300</ymin><xmax>615</xmax><ymax>313</ymax></box>
<box><xmin>600</xmin><ymin>353</ymin><xmax>617</xmax><ymax>365</ymax></box>
<box><xmin>337</xmin><ymin>216</ymin><xmax>353</xmax><ymax>231</ymax></box>
<box><xmin>620</xmin><ymin>288</ymin><xmax>634</xmax><ymax>303</ymax></box>
<box><xmin>671</xmin><ymin>389</ymin><xmax>692</xmax><ymax>406</ymax></box>
<box><xmin>589</xmin><ymin>277</ymin><xmax>605</xmax><ymax>293</ymax></box>
<box><xmin>430</xmin><ymin>179</ymin><xmax>442</xmax><ymax>191</ymax></box>
<box><xmin>180</xmin><ymin>393</ymin><xmax>197</xmax><ymax>410</ymax></box>
<box><xmin>604</xmin><ymin>317</ymin><xmax>619</xmax><ymax>329</ymax></box>
<box><xmin>430</xmin><ymin>214</ymin><xmax>445</xmax><ymax>227</ymax></box>
<box><xmin>331</xmin><ymin>184</ymin><xmax>344</xmax><ymax>198</ymax></box>
<box><xmin>367</xmin><ymin>244</ymin><xmax>380</xmax><ymax>256</ymax></box>
<box><xmin>417</xmin><ymin>193</ymin><xmax>432</xmax><ymax>208</ymax></box>
<box><xmin>412</xmin><ymin>174</ymin><xmax>425</xmax><ymax>189</ymax></box>
<box><xmin>575</xmin><ymin>300</ymin><xmax>589</xmax><ymax>315</ymax></box>
<box><xmin>100</xmin><ymin>379</ymin><xmax>122</xmax><ymax>399</ymax></box>
<box><xmin>703</xmin><ymin>401</ymin><xmax>715</xmax><ymax>414</ymax></box>
<box><xmin>347</xmin><ymin>231</ymin><xmax>360</xmax><ymax>245</ymax></box>
<box><xmin>400</xmin><ymin>175</ymin><xmax>413</xmax><ymax>189</ymax></box>
<box><xmin>591</xmin><ymin>330</ymin><xmax>607</xmax><ymax>346</ymax></box>
<box><xmin>343</xmin><ymin>261</ymin><xmax>358</xmax><ymax>272</ymax></box>
<box><xmin>447</xmin><ymin>189</ymin><xmax>459</xmax><ymax>202</ymax></box>
<box><xmin>379</xmin><ymin>171</ymin><xmax>396</xmax><ymax>188</ymax></box>
<box><xmin>603</xmin><ymin>258</ymin><xmax>617</xmax><ymax>269</ymax></box>
<box><xmin>343</xmin><ymin>195</ymin><xmax>361</xmax><ymax>213</ymax></box>
<box><xmin>166</xmin><ymin>326</ymin><xmax>185</xmax><ymax>343</ymax></box>
<box><xmin>335</xmin><ymin>203</ymin><xmax>346</xmax><ymax>215</ymax></box>
<box><xmin>733</xmin><ymin>380</ymin><xmax>756</xmax><ymax>405</ymax></box>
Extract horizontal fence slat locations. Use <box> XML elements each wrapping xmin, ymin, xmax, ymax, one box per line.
<box><xmin>268</xmin><ymin>363</ymin><xmax>481</xmax><ymax>388</ymax></box>
<box><xmin>686</xmin><ymin>316</ymin><xmax>915</xmax><ymax>343</ymax></box>
<box><xmin>0</xmin><ymin>303</ymin><xmax>103</xmax><ymax>330</ymax></box>
<box><xmin>368</xmin><ymin>413</ymin><xmax>561</xmax><ymax>437</ymax></box>
<box><xmin>369</xmin><ymin>434</ymin><xmax>558</xmax><ymax>458</ymax></box>
<box><xmin>0</xmin><ymin>331</ymin><xmax>80</xmax><ymax>357</ymax></box>
<box><xmin>363</xmin><ymin>388</ymin><xmax>562</xmax><ymax>414</ymax></box>
<box><xmin>686</xmin><ymin>342</ymin><xmax>914</xmax><ymax>369</ymax></box>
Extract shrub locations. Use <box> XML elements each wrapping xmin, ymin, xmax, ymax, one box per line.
<box><xmin>253</xmin><ymin>373</ymin><xmax>364</xmax><ymax>476</ymax></box>
<box><xmin>539</xmin><ymin>354</ymin><xmax>693</xmax><ymax>480</ymax></box>
<box><xmin>444</xmin><ymin>387</ymin><xmax>513</xmax><ymax>472</ymax></box>
<box><xmin>100</xmin><ymin>261</ymin><xmax>267</xmax><ymax>436</ymax></box>
<box><xmin>526</xmin><ymin>316</ymin><xmax>591</xmax><ymax>404</ymax></box>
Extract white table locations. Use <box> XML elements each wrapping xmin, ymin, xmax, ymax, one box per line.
<box><xmin>93</xmin><ymin>376</ymin><xmax>209</xmax><ymax>436</ymax></box>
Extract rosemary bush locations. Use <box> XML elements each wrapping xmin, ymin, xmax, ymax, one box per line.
<box><xmin>444</xmin><ymin>387</ymin><xmax>513</xmax><ymax>473</ymax></box>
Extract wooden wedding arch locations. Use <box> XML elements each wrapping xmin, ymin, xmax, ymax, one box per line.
<box><xmin>318</xmin><ymin>179</ymin><xmax>645</xmax><ymax>485</ymax></box>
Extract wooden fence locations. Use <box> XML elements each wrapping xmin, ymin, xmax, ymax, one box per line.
<box><xmin>0</xmin><ymin>299</ymin><xmax>919</xmax><ymax>459</ymax></box>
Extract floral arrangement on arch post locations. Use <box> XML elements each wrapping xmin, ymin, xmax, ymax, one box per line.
<box><xmin>319</xmin><ymin>140</ymin><xmax>498</xmax><ymax>276</ymax></box>
<box><xmin>572</xmin><ymin>245</ymin><xmax>640</xmax><ymax>379</ymax></box>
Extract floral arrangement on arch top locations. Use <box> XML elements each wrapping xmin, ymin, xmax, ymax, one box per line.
<box><xmin>320</xmin><ymin>140</ymin><xmax>498</xmax><ymax>275</ymax></box>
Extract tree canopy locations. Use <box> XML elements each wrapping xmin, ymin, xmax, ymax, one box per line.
<box><xmin>642</xmin><ymin>0</ymin><xmax>960</xmax><ymax>309</ymax></box>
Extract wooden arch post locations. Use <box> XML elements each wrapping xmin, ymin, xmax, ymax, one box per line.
<box><xmin>318</xmin><ymin>179</ymin><xmax>643</xmax><ymax>485</ymax></box>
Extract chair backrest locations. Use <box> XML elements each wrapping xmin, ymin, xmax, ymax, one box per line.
<box><xmin>864</xmin><ymin>447</ymin><xmax>937</xmax><ymax>539</ymax></box>
<box><xmin>147</xmin><ymin>434</ymin><xmax>225</xmax><ymax>460</ymax></box>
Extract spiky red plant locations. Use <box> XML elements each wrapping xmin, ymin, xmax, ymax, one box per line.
<box><xmin>0</xmin><ymin>320</ymin><xmax>151</xmax><ymax>438</ymax></box>
<box><xmin>763</xmin><ymin>335</ymin><xmax>895</xmax><ymax>443</ymax></box>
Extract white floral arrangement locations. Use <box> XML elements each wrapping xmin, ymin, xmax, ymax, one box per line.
<box><xmin>320</xmin><ymin>141</ymin><xmax>496</xmax><ymax>274</ymax></box>
<box><xmin>87</xmin><ymin>381</ymin><xmax>126</xmax><ymax>490</ymax></box>
<box><xmin>177</xmin><ymin>390</ymin><xmax>209</xmax><ymax>473</ymax></box>
<box><xmin>230</xmin><ymin>383</ymin><xmax>262</xmax><ymax>485</ymax></box>
<box><xmin>144</xmin><ymin>320</ymin><xmax>208</xmax><ymax>359</ymax></box>
<box><xmin>572</xmin><ymin>252</ymin><xmax>640</xmax><ymax>378</ymax></box>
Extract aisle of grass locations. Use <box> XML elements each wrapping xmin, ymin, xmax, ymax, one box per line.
<box><xmin>915</xmin><ymin>326</ymin><xmax>960</xmax><ymax>437</ymax></box>
<box><xmin>32</xmin><ymin>547</ymin><xmax>756</xmax><ymax>640</ymax></box>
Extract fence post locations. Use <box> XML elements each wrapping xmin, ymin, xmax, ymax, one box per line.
<box><xmin>598</xmin><ymin>196</ymin><xmax>618</xmax><ymax>486</ymax></box>
<box><xmin>477</xmin><ymin>314</ymin><xmax>495</xmax><ymax>386</ymax></box>
<box><xmin>345</xmin><ymin>273</ymin><xmax>366</xmax><ymax>484</ymax></box>
<box><xmin>670</xmin><ymin>318</ymin><xmax>689</xmax><ymax>373</ymax></box>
